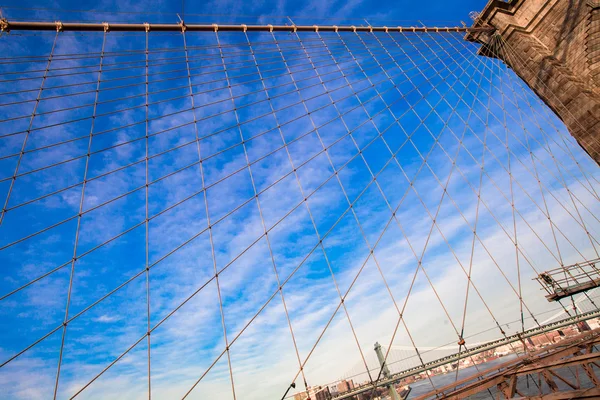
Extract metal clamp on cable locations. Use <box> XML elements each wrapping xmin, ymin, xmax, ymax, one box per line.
<box><xmin>267</xmin><ymin>24</ymin><xmax>273</xmax><ymax>32</ymax></box>
<box><xmin>103</xmin><ymin>22</ymin><xmax>110</xmax><ymax>32</ymax></box>
<box><xmin>212</xmin><ymin>23</ymin><xmax>218</xmax><ymax>32</ymax></box>
<box><xmin>383</xmin><ymin>26</ymin><xmax>388</xmax><ymax>33</ymax></box>
<box><xmin>144</xmin><ymin>22</ymin><xmax>150</xmax><ymax>32</ymax></box>
<box><xmin>0</xmin><ymin>18</ymin><xmax>9</xmax><ymax>33</ymax></box>
<box><xmin>179</xmin><ymin>21</ymin><xmax>186</xmax><ymax>32</ymax></box>
<box><xmin>241</xmin><ymin>24</ymin><xmax>247</xmax><ymax>32</ymax></box>
<box><xmin>333</xmin><ymin>25</ymin><xmax>338</xmax><ymax>33</ymax></box>
<box><xmin>351</xmin><ymin>25</ymin><xmax>356</xmax><ymax>33</ymax></box>
<box><xmin>313</xmin><ymin>24</ymin><xmax>318</xmax><ymax>32</ymax></box>
<box><xmin>55</xmin><ymin>21</ymin><xmax>63</xmax><ymax>32</ymax></box>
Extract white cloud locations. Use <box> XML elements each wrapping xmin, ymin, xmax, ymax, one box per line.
<box><xmin>93</xmin><ymin>315</ymin><xmax>122</xmax><ymax>323</ymax></box>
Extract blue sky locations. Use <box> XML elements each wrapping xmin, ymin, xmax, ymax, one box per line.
<box><xmin>2</xmin><ymin>0</ymin><xmax>600</xmax><ymax>399</ymax></box>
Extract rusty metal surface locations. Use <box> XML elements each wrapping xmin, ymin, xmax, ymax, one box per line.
<box><xmin>414</xmin><ymin>328</ymin><xmax>600</xmax><ymax>399</ymax></box>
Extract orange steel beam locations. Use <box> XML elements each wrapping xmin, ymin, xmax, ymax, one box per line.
<box><xmin>414</xmin><ymin>329</ymin><xmax>600</xmax><ymax>400</ymax></box>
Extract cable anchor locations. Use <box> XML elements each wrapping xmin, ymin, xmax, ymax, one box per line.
<box><xmin>1</xmin><ymin>18</ymin><xmax>10</xmax><ymax>33</ymax></box>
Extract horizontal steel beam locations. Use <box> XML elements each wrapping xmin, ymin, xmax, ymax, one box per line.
<box><xmin>415</xmin><ymin>332</ymin><xmax>600</xmax><ymax>399</ymax></box>
<box><xmin>0</xmin><ymin>19</ymin><xmax>495</xmax><ymax>33</ymax></box>
<box><xmin>333</xmin><ymin>309</ymin><xmax>600</xmax><ymax>400</ymax></box>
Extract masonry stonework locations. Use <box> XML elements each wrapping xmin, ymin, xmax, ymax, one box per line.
<box><xmin>467</xmin><ymin>0</ymin><xmax>600</xmax><ymax>163</ymax></box>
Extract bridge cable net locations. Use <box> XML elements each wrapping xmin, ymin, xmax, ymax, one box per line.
<box><xmin>0</xmin><ymin>24</ymin><xmax>599</xmax><ymax>400</ymax></box>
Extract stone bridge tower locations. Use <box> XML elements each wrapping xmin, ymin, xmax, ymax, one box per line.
<box><xmin>467</xmin><ymin>0</ymin><xmax>600</xmax><ymax>163</ymax></box>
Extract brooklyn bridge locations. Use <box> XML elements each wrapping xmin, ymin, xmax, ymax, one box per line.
<box><xmin>1</xmin><ymin>0</ymin><xmax>600</xmax><ymax>399</ymax></box>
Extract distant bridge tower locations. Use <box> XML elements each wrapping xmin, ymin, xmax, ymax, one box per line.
<box><xmin>467</xmin><ymin>0</ymin><xmax>600</xmax><ymax>163</ymax></box>
<box><xmin>374</xmin><ymin>342</ymin><xmax>401</xmax><ymax>400</ymax></box>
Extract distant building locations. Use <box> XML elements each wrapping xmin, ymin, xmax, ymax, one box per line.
<box><xmin>312</xmin><ymin>386</ymin><xmax>331</xmax><ymax>400</ymax></box>
<box><xmin>494</xmin><ymin>342</ymin><xmax>524</xmax><ymax>356</ymax></box>
<box><xmin>558</xmin><ymin>326</ymin><xmax>579</xmax><ymax>338</ymax></box>
<box><xmin>294</xmin><ymin>386</ymin><xmax>331</xmax><ymax>400</ymax></box>
<box><xmin>529</xmin><ymin>331</ymin><xmax>560</xmax><ymax>347</ymax></box>
<box><xmin>336</xmin><ymin>379</ymin><xmax>355</xmax><ymax>393</ymax></box>
<box><xmin>587</xmin><ymin>318</ymin><xmax>600</xmax><ymax>329</ymax></box>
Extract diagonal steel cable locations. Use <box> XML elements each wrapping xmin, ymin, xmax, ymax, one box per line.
<box><xmin>0</xmin><ymin>38</ymin><xmax>448</xmax><ymax>189</ymax></box>
<box><xmin>278</xmin><ymin>31</ymin><xmax>501</xmax><ymax>396</ymax></box>
<box><xmin>489</xmin><ymin>33</ymin><xmax>600</xmax><ymax>151</ymax></box>
<box><xmin>0</xmin><ymin>31</ymin><xmax>58</xmax><ymax>227</ymax></box>
<box><xmin>205</xmin><ymin>27</ymin><xmax>238</xmax><ymax>400</ymax></box>
<box><xmin>0</xmin><ymin>49</ymin><xmax>437</xmax><ymax>250</ymax></box>
<box><xmin>181</xmin><ymin>34</ymin><xmax>478</xmax><ymax>400</ymax></box>
<box><xmin>2</xmin><ymin>29</ymin><xmax>598</xmax><ymax>400</ymax></box>
<box><xmin>53</xmin><ymin>29</ymin><xmax>106</xmax><ymax>400</ymax></box>
<box><xmin>348</xmin><ymin>31</ymin><xmax>501</xmax><ymax>397</ymax></box>
<box><xmin>71</xmin><ymin>53</ymin><xmax>467</xmax><ymax>397</ymax></box>
<box><xmin>490</xmin><ymin>34</ymin><xmax>526</xmax><ymax>335</ymax></box>
<box><xmin>0</xmin><ymin>37</ymin><xmax>422</xmax><ymax>122</ymax></box>
<box><xmin>0</xmin><ymin>37</ymin><xmax>470</xmax><ymax>375</ymax></box>
<box><xmin>65</xmin><ymin>37</ymin><xmax>474</xmax><ymax>399</ymax></box>
<box><xmin>436</xmin><ymin>34</ymin><xmax>600</xmax><ymax>223</ymax></box>
<box><xmin>414</xmin><ymin>31</ymin><xmax>600</xmax><ymax>267</ymax></box>
<box><xmin>240</xmin><ymin>27</ymin><xmax>316</xmax><ymax>395</ymax></box>
<box><xmin>376</xmin><ymin>32</ymin><xmax>572</xmax><ymax>355</ymax></box>
<box><xmin>404</xmin><ymin>31</ymin><xmax>592</xmax><ymax>359</ymax></box>
<box><xmin>0</xmin><ymin>37</ymin><xmax>467</xmax><ymax>306</ymax></box>
<box><xmin>319</xmin><ymin>28</ymin><xmax>480</xmax><ymax>395</ymax></box>
<box><xmin>493</xmin><ymin>35</ymin><xmax>600</xmax><ymax>309</ymax></box>
<box><xmin>0</xmin><ymin>40</ymin><xmax>442</xmax><ymax>173</ymax></box>
<box><xmin>494</xmin><ymin>35</ymin><xmax>600</xmax><ymax>239</ymax></box>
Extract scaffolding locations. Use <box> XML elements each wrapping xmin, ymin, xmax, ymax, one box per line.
<box><xmin>536</xmin><ymin>258</ymin><xmax>600</xmax><ymax>302</ymax></box>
